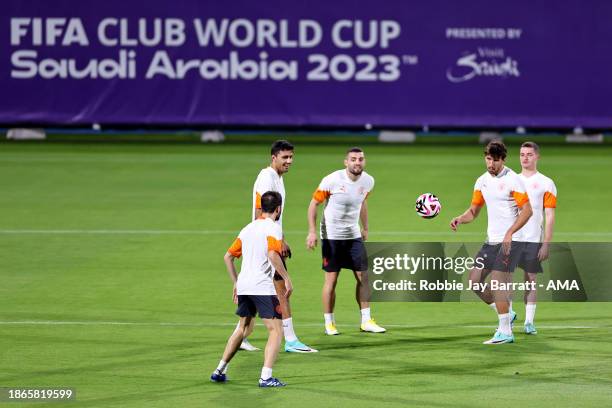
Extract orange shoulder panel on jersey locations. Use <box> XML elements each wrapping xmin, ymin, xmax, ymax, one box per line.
<box><xmin>313</xmin><ymin>189</ymin><xmax>331</xmax><ymax>203</ymax></box>
<box><xmin>543</xmin><ymin>191</ymin><xmax>557</xmax><ymax>208</ymax></box>
<box><xmin>254</xmin><ymin>192</ymin><xmax>262</xmax><ymax>209</ymax></box>
<box><xmin>471</xmin><ymin>190</ymin><xmax>485</xmax><ymax>206</ymax></box>
<box><xmin>267</xmin><ymin>236</ymin><xmax>282</xmax><ymax>254</ymax></box>
<box><xmin>512</xmin><ymin>191</ymin><xmax>529</xmax><ymax>208</ymax></box>
<box><xmin>228</xmin><ymin>238</ymin><xmax>242</xmax><ymax>257</ymax></box>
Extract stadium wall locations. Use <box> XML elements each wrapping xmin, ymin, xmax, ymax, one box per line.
<box><xmin>1</xmin><ymin>0</ymin><xmax>611</xmax><ymax>129</ymax></box>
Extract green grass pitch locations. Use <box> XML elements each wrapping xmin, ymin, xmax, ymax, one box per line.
<box><xmin>1</xmin><ymin>141</ymin><xmax>611</xmax><ymax>407</ymax></box>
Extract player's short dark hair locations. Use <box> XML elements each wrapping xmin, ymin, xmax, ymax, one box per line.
<box><xmin>484</xmin><ymin>140</ymin><xmax>507</xmax><ymax>160</ymax></box>
<box><xmin>271</xmin><ymin>140</ymin><xmax>294</xmax><ymax>156</ymax></box>
<box><xmin>346</xmin><ymin>147</ymin><xmax>363</xmax><ymax>155</ymax></box>
<box><xmin>261</xmin><ymin>191</ymin><xmax>282</xmax><ymax>213</ymax></box>
<box><xmin>521</xmin><ymin>141</ymin><xmax>540</xmax><ymax>153</ymax></box>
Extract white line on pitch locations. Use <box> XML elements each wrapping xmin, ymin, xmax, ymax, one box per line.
<box><xmin>0</xmin><ymin>321</ymin><xmax>605</xmax><ymax>330</ymax></box>
<box><xmin>0</xmin><ymin>229</ymin><xmax>610</xmax><ymax>237</ymax></box>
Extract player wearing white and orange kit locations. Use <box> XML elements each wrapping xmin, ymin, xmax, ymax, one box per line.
<box><xmin>450</xmin><ymin>140</ymin><xmax>533</xmax><ymax>344</ymax></box>
<box><xmin>238</xmin><ymin>140</ymin><xmax>317</xmax><ymax>353</ymax></box>
<box><xmin>306</xmin><ymin>147</ymin><xmax>386</xmax><ymax>335</ymax></box>
<box><xmin>518</xmin><ymin>141</ymin><xmax>557</xmax><ymax>335</ymax></box>
<box><xmin>211</xmin><ymin>191</ymin><xmax>292</xmax><ymax>387</ymax></box>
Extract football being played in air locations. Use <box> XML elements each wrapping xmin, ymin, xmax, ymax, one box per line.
<box><xmin>415</xmin><ymin>193</ymin><xmax>441</xmax><ymax>218</ymax></box>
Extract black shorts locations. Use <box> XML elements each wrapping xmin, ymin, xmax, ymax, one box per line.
<box><xmin>475</xmin><ymin>241</ymin><xmax>526</xmax><ymax>273</ymax></box>
<box><xmin>273</xmin><ymin>256</ymin><xmax>288</xmax><ymax>281</ymax></box>
<box><xmin>518</xmin><ymin>242</ymin><xmax>543</xmax><ymax>273</ymax></box>
<box><xmin>321</xmin><ymin>238</ymin><xmax>368</xmax><ymax>272</ymax></box>
<box><xmin>236</xmin><ymin>295</ymin><xmax>281</xmax><ymax>319</ymax></box>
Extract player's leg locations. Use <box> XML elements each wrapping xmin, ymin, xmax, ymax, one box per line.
<box><xmin>274</xmin><ymin>278</ymin><xmax>292</xmax><ymax>318</ymax></box>
<box><xmin>222</xmin><ymin>316</ymin><xmax>252</xmax><ymax>364</ymax></box>
<box><xmin>261</xmin><ymin>317</ymin><xmax>283</xmax><ymax>372</ymax></box>
<box><xmin>321</xmin><ymin>239</ymin><xmax>340</xmax><ymax>335</ymax></box>
<box><xmin>482</xmin><ymin>269</ymin><xmax>515</xmax><ymax>344</ymax></box>
<box><xmin>322</xmin><ymin>272</ymin><xmax>338</xmax><ymax>313</ymax></box>
<box><xmin>471</xmin><ymin>244</ymin><xmax>497</xmax><ymax>312</ymax></box>
<box><xmin>322</xmin><ymin>271</ymin><xmax>339</xmax><ymax>335</ymax></box>
<box><xmin>521</xmin><ymin>243</ymin><xmax>542</xmax><ymax>335</ymax></box>
<box><xmin>258</xmin><ymin>296</ymin><xmax>286</xmax><ymax>387</ymax></box>
<box><xmin>274</xmin><ymin>270</ymin><xmax>318</xmax><ymax>353</ymax></box>
<box><xmin>237</xmin><ymin>318</ymin><xmax>259</xmax><ymax>352</ymax></box>
<box><xmin>354</xmin><ymin>270</ymin><xmax>369</xmax><ymax>309</ymax></box>
<box><xmin>350</xmin><ymin>239</ymin><xmax>385</xmax><ymax>333</ymax></box>
<box><xmin>469</xmin><ymin>267</ymin><xmax>494</xmax><ymax>304</ymax></box>
<box><xmin>524</xmin><ymin>271</ymin><xmax>538</xmax><ymax>334</ymax></box>
<box><xmin>484</xmin><ymin>242</ymin><xmax>523</xmax><ymax>344</ymax></box>
<box><xmin>211</xmin><ymin>296</ymin><xmax>256</xmax><ymax>382</ymax></box>
<box><xmin>353</xmin><ymin>269</ymin><xmax>384</xmax><ymax>333</ymax></box>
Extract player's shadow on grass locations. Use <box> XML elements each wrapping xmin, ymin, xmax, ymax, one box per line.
<box><xmin>313</xmin><ymin>332</ymin><xmax>486</xmax><ymax>352</ymax></box>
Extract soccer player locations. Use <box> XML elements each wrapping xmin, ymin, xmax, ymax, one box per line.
<box><xmin>211</xmin><ymin>191</ymin><xmax>292</xmax><ymax>387</ymax></box>
<box><xmin>238</xmin><ymin>140</ymin><xmax>317</xmax><ymax>353</ymax></box>
<box><xmin>306</xmin><ymin>147</ymin><xmax>386</xmax><ymax>335</ymax></box>
<box><xmin>450</xmin><ymin>140</ymin><xmax>533</xmax><ymax>344</ymax></box>
<box><xmin>518</xmin><ymin>141</ymin><xmax>557</xmax><ymax>335</ymax></box>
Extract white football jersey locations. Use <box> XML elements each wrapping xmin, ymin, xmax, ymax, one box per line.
<box><xmin>519</xmin><ymin>172</ymin><xmax>557</xmax><ymax>243</ymax></box>
<box><xmin>252</xmin><ymin>167</ymin><xmax>285</xmax><ymax>227</ymax></box>
<box><xmin>228</xmin><ymin>217</ymin><xmax>283</xmax><ymax>296</ymax></box>
<box><xmin>472</xmin><ymin>167</ymin><xmax>529</xmax><ymax>243</ymax></box>
<box><xmin>313</xmin><ymin>169</ymin><xmax>374</xmax><ymax>240</ymax></box>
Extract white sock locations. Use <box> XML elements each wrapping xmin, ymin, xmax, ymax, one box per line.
<box><xmin>498</xmin><ymin>313</ymin><xmax>512</xmax><ymax>335</ymax></box>
<box><xmin>360</xmin><ymin>307</ymin><xmax>371</xmax><ymax>324</ymax></box>
<box><xmin>488</xmin><ymin>303</ymin><xmax>498</xmax><ymax>313</ymax></box>
<box><xmin>525</xmin><ymin>303</ymin><xmax>536</xmax><ymax>324</ymax></box>
<box><xmin>324</xmin><ymin>313</ymin><xmax>334</xmax><ymax>325</ymax></box>
<box><xmin>261</xmin><ymin>366</ymin><xmax>273</xmax><ymax>380</ymax></box>
<box><xmin>509</xmin><ymin>301</ymin><xmax>514</xmax><ymax>314</ymax></box>
<box><xmin>282</xmin><ymin>317</ymin><xmax>298</xmax><ymax>342</ymax></box>
<box><xmin>216</xmin><ymin>360</ymin><xmax>228</xmax><ymax>374</ymax></box>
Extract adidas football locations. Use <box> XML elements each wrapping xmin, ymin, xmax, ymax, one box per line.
<box><xmin>415</xmin><ymin>193</ymin><xmax>441</xmax><ymax>218</ymax></box>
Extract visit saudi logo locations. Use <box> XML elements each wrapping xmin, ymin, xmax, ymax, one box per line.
<box><xmin>446</xmin><ymin>48</ymin><xmax>520</xmax><ymax>83</ymax></box>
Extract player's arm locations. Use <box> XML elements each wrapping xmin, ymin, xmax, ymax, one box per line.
<box><xmin>538</xmin><ymin>207</ymin><xmax>555</xmax><ymax>260</ymax></box>
<box><xmin>268</xmin><ymin>250</ymin><xmax>293</xmax><ymax>298</ymax></box>
<box><xmin>224</xmin><ymin>254</ymin><xmax>239</xmax><ymax>305</ymax></box>
<box><xmin>360</xmin><ymin>198</ymin><xmax>369</xmax><ymax>241</ymax></box>
<box><xmin>451</xmin><ymin>188</ymin><xmax>484</xmax><ymax>231</ymax></box>
<box><xmin>501</xmin><ymin>199</ymin><xmax>533</xmax><ymax>255</ymax></box>
<box><xmin>307</xmin><ymin>199</ymin><xmax>321</xmax><ymax>249</ymax></box>
<box><xmin>505</xmin><ymin>200</ymin><xmax>533</xmax><ymax>238</ymax></box>
<box><xmin>224</xmin><ymin>238</ymin><xmax>242</xmax><ymax>304</ymax></box>
<box><xmin>223</xmin><ymin>252</ymin><xmax>238</xmax><ymax>284</ymax></box>
<box><xmin>503</xmin><ymin>187</ymin><xmax>533</xmax><ymax>242</ymax></box>
<box><xmin>450</xmin><ymin>204</ymin><xmax>482</xmax><ymax>231</ymax></box>
<box><xmin>307</xmin><ymin>184</ymin><xmax>331</xmax><ymax>249</ymax></box>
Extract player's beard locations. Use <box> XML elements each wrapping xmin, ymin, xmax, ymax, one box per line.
<box><xmin>487</xmin><ymin>165</ymin><xmax>502</xmax><ymax>176</ymax></box>
<box><xmin>349</xmin><ymin>167</ymin><xmax>363</xmax><ymax>176</ymax></box>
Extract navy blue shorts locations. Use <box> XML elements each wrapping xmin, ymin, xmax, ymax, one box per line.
<box><xmin>321</xmin><ymin>238</ymin><xmax>368</xmax><ymax>272</ymax></box>
<box><xmin>236</xmin><ymin>295</ymin><xmax>282</xmax><ymax>319</ymax></box>
<box><xmin>518</xmin><ymin>242</ymin><xmax>543</xmax><ymax>273</ymax></box>
<box><xmin>476</xmin><ymin>241</ymin><xmax>526</xmax><ymax>273</ymax></box>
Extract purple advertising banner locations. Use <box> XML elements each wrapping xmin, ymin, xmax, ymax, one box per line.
<box><xmin>1</xmin><ymin>0</ymin><xmax>611</xmax><ymax>127</ymax></box>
